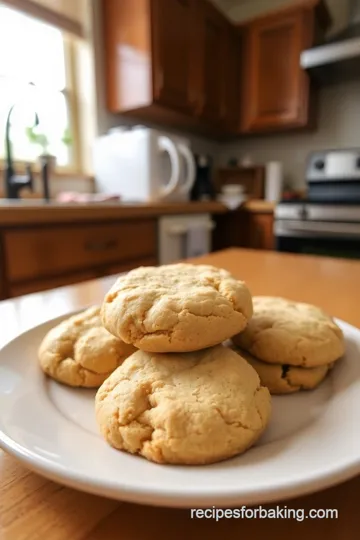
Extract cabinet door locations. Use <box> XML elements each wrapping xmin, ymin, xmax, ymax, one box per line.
<box><xmin>222</xmin><ymin>26</ymin><xmax>241</xmax><ymax>133</ymax></box>
<box><xmin>195</xmin><ymin>0</ymin><xmax>228</xmax><ymax>125</ymax></box>
<box><xmin>249</xmin><ymin>214</ymin><xmax>274</xmax><ymax>250</ymax></box>
<box><xmin>151</xmin><ymin>0</ymin><xmax>194</xmax><ymax>113</ymax></box>
<box><xmin>241</xmin><ymin>9</ymin><xmax>310</xmax><ymax>132</ymax></box>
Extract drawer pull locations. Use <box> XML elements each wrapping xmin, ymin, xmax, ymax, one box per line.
<box><xmin>84</xmin><ymin>240</ymin><xmax>118</xmax><ymax>251</ymax></box>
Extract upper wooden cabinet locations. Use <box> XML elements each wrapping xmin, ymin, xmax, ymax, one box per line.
<box><xmin>101</xmin><ymin>0</ymin><xmax>241</xmax><ymax>135</ymax></box>
<box><xmin>195</xmin><ymin>3</ymin><xmax>241</xmax><ymax>132</ymax></box>
<box><xmin>102</xmin><ymin>0</ymin><xmax>199</xmax><ymax>120</ymax></box>
<box><xmin>151</xmin><ymin>0</ymin><xmax>195</xmax><ymax>114</ymax></box>
<box><xmin>194</xmin><ymin>0</ymin><xmax>228</xmax><ymax>125</ymax></box>
<box><xmin>240</xmin><ymin>2</ymin><xmax>330</xmax><ymax>133</ymax></box>
<box><xmin>222</xmin><ymin>25</ymin><xmax>242</xmax><ymax>133</ymax></box>
<box><xmin>102</xmin><ymin>0</ymin><xmax>329</xmax><ymax>137</ymax></box>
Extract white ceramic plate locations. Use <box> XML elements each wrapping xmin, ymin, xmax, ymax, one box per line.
<box><xmin>0</xmin><ymin>313</ymin><xmax>360</xmax><ymax>508</ymax></box>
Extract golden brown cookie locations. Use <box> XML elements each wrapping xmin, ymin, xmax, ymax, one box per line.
<box><xmin>95</xmin><ymin>344</ymin><xmax>271</xmax><ymax>465</ymax></box>
<box><xmin>101</xmin><ymin>263</ymin><xmax>253</xmax><ymax>352</ymax></box>
<box><xmin>232</xmin><ymin>296</ymin><xmax>344</xmax><ymax>367</ymax></box>
<box><xmin>39</xmin><ymin>306</ymin><xmax>136</xmax><ymax>387</ymax></box>
<box><xmin>232</xmin><ymin>346</ymin><xmax>332</xmax><ymax>394</ymax></box>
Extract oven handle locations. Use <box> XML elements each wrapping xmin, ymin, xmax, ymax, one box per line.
<box><xmin>275</xmin><ymin>220</ymin><xmax>360</xmax><ymax>238</ymax></box>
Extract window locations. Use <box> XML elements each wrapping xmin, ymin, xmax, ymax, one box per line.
<box><xmin>0</xmin><ymin>6</ymin><xmax>79</xmax><ymax>170</ymax></box>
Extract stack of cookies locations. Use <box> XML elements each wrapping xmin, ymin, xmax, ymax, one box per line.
<box><xmin>95</xmin><ymin>264</ymin><xmax>272</xmax><ymax>465</ymax></box>
<box><xmin>231</xmin><ymin>296</ymin><xmax>345</xmax><ymax>395</ymax></box>
<box><xmin>39</xmin><ymin>264</ymin><xmax>344</xmax><ymax>465</ymax></box>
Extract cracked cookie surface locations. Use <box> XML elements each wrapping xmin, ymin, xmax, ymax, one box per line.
<box><xmin>39</xmin><ymin>306</ymin><xmax>136</xmax><ymax>387</ymax></box>
<box><xmin>95</xmin><ymin>344</ymin><xmax>271</xmax><ymax>465</ymax></box>
<box><xmin>232</xmin><ymin>346</ymin><xmax>332</xmax><ymax>394</ymax></box>
<box><xmin>101</xmin><ymin>263</ymin><xmax>253</xmax><ymax>353</ymax></box>
<box><xmin>232</xmin><ymin>296</ymin><xmax>344</xmax><ymax>367</ymax></box>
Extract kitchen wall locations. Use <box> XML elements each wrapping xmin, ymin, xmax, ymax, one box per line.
<box><xmin>215</xmin><ymin>0</ymin><xmax>360</xmax><ymax>189</ymax></box>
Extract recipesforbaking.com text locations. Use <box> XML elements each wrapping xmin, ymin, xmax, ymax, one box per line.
<box><xmin>190</xmin><ymin>506</ymin><xmax>338</xmax><ymax>522</ymax></box>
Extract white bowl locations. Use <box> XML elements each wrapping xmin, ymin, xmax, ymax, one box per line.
<box><xmin>222</xmin><ymin>184</ymin><xmax>245</xmax><ymax>196</ymax></box>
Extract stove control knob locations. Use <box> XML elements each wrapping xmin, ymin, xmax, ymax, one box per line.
<box><xmin>314</xmin><ymin>159</ymin><xmax>325</xmax><ymax>171</ymax></box>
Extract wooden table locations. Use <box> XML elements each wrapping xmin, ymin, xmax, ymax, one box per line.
<box><xmin>1</xmin><ymin>248</ymin><xmax>359</xmax><ymax>540</ymax></box>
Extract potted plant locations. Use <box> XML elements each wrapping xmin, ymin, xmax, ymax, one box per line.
<box><xmin>25</xmin><ymin>124</ymin><xmax>72</xmax><ymax>173</ymax></box>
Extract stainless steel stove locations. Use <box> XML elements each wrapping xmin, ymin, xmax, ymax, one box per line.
<box><xmin>275</xmin><ymin>149</ymin><xmax>360</xmax><ymax>259</ymax></box>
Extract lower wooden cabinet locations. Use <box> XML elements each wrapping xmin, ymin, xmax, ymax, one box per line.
<box><xmin>248</xmin><ymin>213</ymin><xmax>274</xmax><ymax>250</ymax></box>
<box><xmin>0</xmin><ymin>220</ymin><xmax>158</xmax><ymax>299</ymax></box>
<box><xmin>213</xmin><ymin>210</ymin><xmax>274</xmax><ymax>251</ymax></box>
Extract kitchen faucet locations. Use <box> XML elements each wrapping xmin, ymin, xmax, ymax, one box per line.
<box><xmin>4</xmin><ymin>105</ymin><xmax>50</xmax><ymax>200</ymax></box>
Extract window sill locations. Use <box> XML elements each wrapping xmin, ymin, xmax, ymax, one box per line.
<box><xmin>0</xmin><ymin>164</ymin><xmax>93</xmax><ymax>182</ymax></box>
<box><xmin>0</xmin><ymin>164</ymin><xmax>95</xmax><ymax>200</ymax></box>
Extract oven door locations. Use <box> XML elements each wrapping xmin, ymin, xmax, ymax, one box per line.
<box><xmin>275</xmin><ymin>220</ymin><xmax>360</xmax><ymax>259</ymax></box>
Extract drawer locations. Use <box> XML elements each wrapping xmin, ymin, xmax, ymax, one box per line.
<box><xmin>4</xmin><ymin>220</ymin><xmax>157</xmax><ymax>282</ymax></box>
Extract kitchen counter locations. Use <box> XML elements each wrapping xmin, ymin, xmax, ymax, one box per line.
<box><xmin>0</xmin><ymin>248</ymin><xmax>359</xmax><ymax>539</ymax></box>
<box><xmin>0</xmin><ymin>199</ymin><xmax>274</xmax><ymax>226</ymax></box>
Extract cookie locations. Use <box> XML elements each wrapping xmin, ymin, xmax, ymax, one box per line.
<box><xmin>101</xmin><ymin>263</ymin><xmax>253</xmax><ymax>353</ymax></box>
<box><xmin>232</xmin><ymin>346</ymin><xmax>332</xmax><ymax>394</ymax></box>
<box><xmin>95</xmin><ymin>344</ymin><xmax>271</xmax><ymax>465</ymax></box>
<box><xmin>232</xmin><ymin>296</ymin><xmax>344</xmax><ymax>367</ymax></box>
<box><xmin>39</xmin><ymin>306</ymin><xmax>136</xmax><ymax>387</ymax></box>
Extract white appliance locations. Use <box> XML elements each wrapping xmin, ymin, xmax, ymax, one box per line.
<box><xmin>265</xmin><ymin>161</ymin><xmax>283</xmax><ymax>202</ymax></box>
<box><xmin>275</xmin><ymin>149</ymin><xmax>360</xmax><ymax>259</ymax></box>
<box><xmin>158</xmin><ymin>214</ymin><xmax>215</xmax><ymax>265</ymax></box>
<box><xmin>93</xmin><ymin>127</ymin><xmax>195</xmax><ymax>202</ymax></box>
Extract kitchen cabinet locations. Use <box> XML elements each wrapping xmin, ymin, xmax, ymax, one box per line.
<box><xmin>240</xmin><ymin>2</ymin><xmax>329</xmax><ymax>133</ymax></box>
<box><xmin>102</xmin><ymin>0</ymin><xmax>328</xmax><ymax>136</ymax></box>
<box><xmin>213</xmin><ymin>209</ymin><xmax>274</xmax><ymax>251</ymax></box>
<box><xmin>247</xmin><ymin>213</ymin><xmax>274</xmax><ymax>250</ymax></box>
<box><xmin>0</xmin><ymin>220</ymin><xmax>158</xmax><ymax>298</ymax></box>
<box><xmin>151</xmin><ymin>0</ymin><xmax>194</xmax><ymax>114</ymax></box>
<box><xmin>101</xmin><ymin>0</ymin><xmax>241</xmax><ymax>135</ymax></box>
<box><xmin>194</xmin><ymin>3</ymin><xmax>241</xmax><ymax>132</ymax></box>
<box><xmin>102</xmin><ymin>0</ymin><xmax>198</xmax><ymax>122</ymax></box>
<box><xmin>222</xmin><ymin>26</ymin><xmax>242</xmax><ymax>133</ymax></box>
<box><xmin>194</xmin><ymin>0</ymin><xmax>228</xmax><ymax>125</ymax></box>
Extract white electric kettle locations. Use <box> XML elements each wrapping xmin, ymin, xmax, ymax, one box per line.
<box><xmin>93</xmin><ymin>127</ymin><xmax>196</xmax><ymax>202</ymax></box>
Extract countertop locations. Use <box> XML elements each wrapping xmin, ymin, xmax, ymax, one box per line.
<box><xmin>0</xmin><ymin>199</ymin><xmax>274</xmax><ymax>226</ymax></box>
<box><xmin>0</xmin><ymin>248</ymin><xmax>359</xmax><ymax>539</ymax></box>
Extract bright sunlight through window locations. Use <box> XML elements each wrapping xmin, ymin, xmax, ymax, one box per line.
<box><xmin>0</xmin><ymin>6</ymin><xmax>74</xmax><ymax>168</ymax></box>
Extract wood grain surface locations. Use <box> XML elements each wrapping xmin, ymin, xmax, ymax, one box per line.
<box><xmin>0</xmin><ymin>200</ymin><xmax>274</xmax><ymax>226</ymax></box>
<box><xmin>1</xmin><ymin>248</ymin><xmax>359</xmax><ymax>539</ymax></box>
<box><xmin>0</xmin><ymin>201</ymin><xmax>226</xmax><ymax>226</ymax></box>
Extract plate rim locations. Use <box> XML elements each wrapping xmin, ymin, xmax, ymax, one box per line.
<box><xmin>0</xmin><ymin>314</ymin><xmax>360</xmax><ymax>508</ymax></box>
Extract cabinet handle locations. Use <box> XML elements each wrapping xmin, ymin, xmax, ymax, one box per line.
<box><xmin>85</xmin><ymin>240</ymin><xmax>118</xmax><ymax>251</ymax></box>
